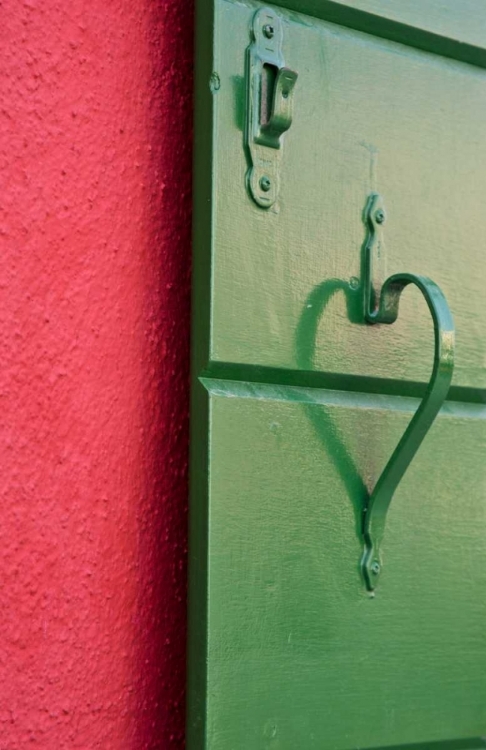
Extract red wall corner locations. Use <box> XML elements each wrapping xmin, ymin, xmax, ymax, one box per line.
<box><xmin>0</xmin><ymin>1</ymin><xmax>193</xmax><ymax>747</ymax></box>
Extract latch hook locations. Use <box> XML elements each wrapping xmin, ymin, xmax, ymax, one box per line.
<box><xmin>258</xmin><ymin>67</ymin><xmax>297</xmax><ymax>148</ymax></box>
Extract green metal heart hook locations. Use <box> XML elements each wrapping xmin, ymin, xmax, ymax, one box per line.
<box><xmin>361</xmin><ymin>194</ymin><xmax>455</xmax><ymax>591</ymax></box>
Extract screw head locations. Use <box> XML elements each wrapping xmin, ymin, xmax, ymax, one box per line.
<box><xmin>263</xmin><ymin>24</ymin><xmax>275</xmax><ymax>39</ymax></box>
<box><xmin>375</xmin><ymin>209</ymin><xmax>385</xmax><ymax>224</ymax></box>
<box><xmin>260</xmin><ymin>176</ymin><xmax>272</xmax><ymax>192</ymax></box>
<box><xmin>370</xmin><ymin>561</ymin><xmax>381</xmax><ymax>575</ymax></box>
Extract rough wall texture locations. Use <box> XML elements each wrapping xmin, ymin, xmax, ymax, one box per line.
<box><xmin>0</xmin><ymin>1</ymin><xmax>192</xmax><ymax>747</ymax></box>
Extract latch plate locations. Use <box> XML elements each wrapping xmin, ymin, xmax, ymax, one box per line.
<box><xmin>246</xmin><ymin>8</ymin><xmax>297</xmax><ymax>208</ymax></box>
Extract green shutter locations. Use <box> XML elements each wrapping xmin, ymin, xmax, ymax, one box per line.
<box><xmin>189</xmin><ymin>1</ymin><xmax>486</xmax><ymax>748</ymax></box>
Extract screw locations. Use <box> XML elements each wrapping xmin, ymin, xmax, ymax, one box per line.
<box><xmin>260</xmin><ymin>176</ymin><xmax>272</xmax><ymax>192</ymax></box>
<box><xmin>375</xmin><ymin>209</ymin><xmax>385</xmax><ymax>224</ymax></box>
<box><xmin>263</xmin><ymin>24</ymin><xmax>275</xmax><ymax>39</ymax></box>
<box><xmin>370</xmin><ymin>561</ymin><xmax>381</xmax><ymax>575</ymax></box>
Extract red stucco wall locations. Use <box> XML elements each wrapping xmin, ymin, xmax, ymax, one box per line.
<box><xmin>1</xmin><ymin>1</ymin><xmax>192</xmax><ymax>747</ymax></box>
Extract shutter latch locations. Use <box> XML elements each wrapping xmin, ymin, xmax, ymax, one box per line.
<box><xmin>246</xmin><ymin>8</ymin><xmax>297</xmax><ymax>208</ymax></box>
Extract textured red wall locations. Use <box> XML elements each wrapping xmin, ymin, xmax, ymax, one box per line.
<box><xmin>0</xmin><ymin>1</ymin><xmax>192</xmax><ymax>747</ymax></box>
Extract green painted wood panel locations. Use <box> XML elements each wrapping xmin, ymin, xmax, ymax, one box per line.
<box><xmin>323</xmin><ymin>0</ymin><xmax>486</xmax><ymax>48</ymax></box>
<box><xmin>206</xmin><ymin>0</ymin><xmax>486</xmax><ymax>393</ymax></box>
<box><xmin>265</xmin><ymin>0</ymin><xmax>486</xmax><ymax>69</ymax></box>
<box><xmin>199</xmin><ymin>381</ymin><xmax>486</xmax><ymax>749</ymax></box>
<box><xmin>189</xmin><ymin>0</ymin><xmax>486</xmax><ymax>747</ymax></box>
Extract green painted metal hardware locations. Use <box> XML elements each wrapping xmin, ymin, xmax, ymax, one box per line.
<box><xmin>246</xmin><ymin>8</ymin><xmax>297</xmax><ymax>208</ymax></box>
<box><xmin>361</xmin><ymin>194</ymin><xmax>455</xmax><ymax>591</ymax></box>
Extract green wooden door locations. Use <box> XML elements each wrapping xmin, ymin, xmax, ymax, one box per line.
<box><xmin>188</xmin><ymin>2</ymin><xmax>486</xmax><ymax>748</ymax></box>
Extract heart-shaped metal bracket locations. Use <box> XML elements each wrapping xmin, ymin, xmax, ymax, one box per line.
<box><xmin>361</xmin><ymin>194</ymin><xmax>455</xmax><ymax>591</ymax></box>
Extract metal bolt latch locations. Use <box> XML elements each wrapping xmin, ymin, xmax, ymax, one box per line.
<box><xmin>246</xmin><ymin>8</ymin><xmax>298</xmax><ymax>208</ymax></box>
